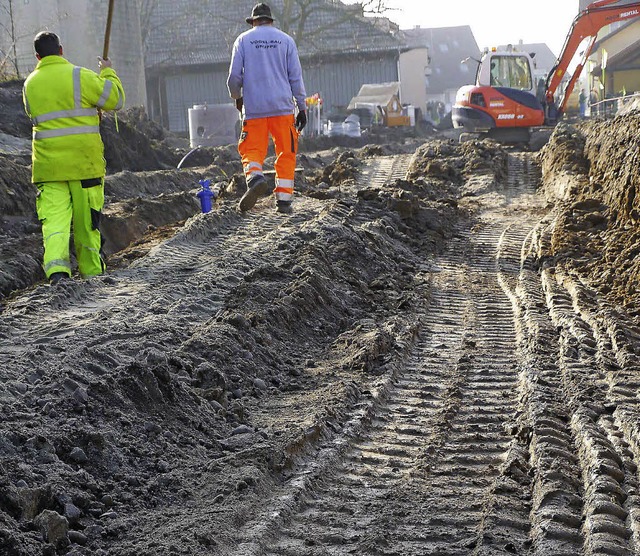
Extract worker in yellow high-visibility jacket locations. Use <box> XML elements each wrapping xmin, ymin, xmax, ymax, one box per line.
<box><xmin>23</xmin><ymin>32</ymin><xmax>125</xmax><ymax>284</ymax></box>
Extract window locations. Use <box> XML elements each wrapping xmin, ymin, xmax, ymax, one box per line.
<box><xmin>489</xmin><ymin>55</ymin><xmax>532</xmax><ymax>90</ymax></box>
<box><xmin>471</xmin><ymin>93</ymin><xmax>486</xmax><ymax>107</ymax></box>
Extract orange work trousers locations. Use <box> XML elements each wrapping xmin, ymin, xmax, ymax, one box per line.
<box><xmin>238</xmin><ymin>114</ymin><xmax>299</xmax><ymax>202</ymax></box>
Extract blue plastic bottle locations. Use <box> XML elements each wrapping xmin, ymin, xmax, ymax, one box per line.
<box><xmin>197</xmin><ymin>179</ymin><xmax>215</xmax><ymax>213</ymax></box>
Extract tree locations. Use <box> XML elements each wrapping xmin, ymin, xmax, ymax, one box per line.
<box><xmin>0</xmin><ymin>0</ymin><xmax>20</xmax><ymax>79</ymax></box>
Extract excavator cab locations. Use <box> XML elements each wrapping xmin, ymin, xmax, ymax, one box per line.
<box><xmin>479</xmin><ymin>52</ymin><xmax>534</xmax><ymax>91</ymax></box>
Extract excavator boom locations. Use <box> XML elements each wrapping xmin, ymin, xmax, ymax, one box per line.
<box><xmin>546</xmin><ymin>0</ymin><xmax>640</xmax><ymax>120</ymax></box>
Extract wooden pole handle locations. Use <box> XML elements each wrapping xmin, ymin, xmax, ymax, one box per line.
<box><xmin>102</xmin><ymin>0</ymin><xmax>115</xmax><ymax>59</ymax></box>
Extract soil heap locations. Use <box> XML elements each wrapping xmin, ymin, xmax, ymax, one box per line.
<box><xmin>4</xmin><ymin>74</ymin><xmax>640</xmax><ymax>555</ymax></box>
<box><xmin>538</xmin><ymin>112</ymin><xmax>640</xmax><ymax>319</ymax></box>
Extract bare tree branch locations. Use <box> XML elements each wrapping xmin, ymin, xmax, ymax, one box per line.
<box><xmin>0</xmin><ymin>0</ymin><xmax>21</xmax><ymax>78</ymax></box>
<box><xmin>270</xmin><ymin>0</ymin><xmax>393</xmax><ymax>48</ymax></box>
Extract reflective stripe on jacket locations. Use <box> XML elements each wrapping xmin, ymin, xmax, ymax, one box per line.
<box><xmin>23</xmin><ymin>55</ymin><xmax>125</xmax><ymax>183</ymax></box>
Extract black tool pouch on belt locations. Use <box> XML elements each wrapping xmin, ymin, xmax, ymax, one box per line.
<box><xmin>81</xmin><ymin>177</ymin><xmax>102</xmax><ymax>188</ymax></box>
<box><xmin>81</xmin><ymin>177</ymin><xmax>104</xmax><ymax>230</ymax></box>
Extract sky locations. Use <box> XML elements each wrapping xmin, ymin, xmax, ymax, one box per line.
<box><xmin>346</xmin><ymin>1</ymin><xmax>583</xmax><ymax>57</ymax></box>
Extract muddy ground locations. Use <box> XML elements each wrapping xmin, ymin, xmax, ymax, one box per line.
<box><xmin>3</xmin><ymin>73</ymin><xmax>640</xmax><ymax>555</ymax></box>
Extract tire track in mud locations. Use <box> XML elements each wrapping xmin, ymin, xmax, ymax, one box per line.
<box><xmin>514</xmin><ymin>230</ymin><xmax>640</xmax><ymax>554</ymax></box>
<box><xmin>496</xmin><ymin>152</ymin><xmax>640</xmax><ymax>554</ymax></box>
<box><xmin>321</xmin><ymin>154</ymin><xmax>415</xmax><ymax>226</ymax></box>
<box><xmin>496</xmin><ymin>155</ymin><xmax>589</xmax><ymax>555</ymax></box>
<box><xmin>541</xmin><ymin>268</ymin><xmax>640</xmax><ymax>555</ymax></box>
<box><xmin>232</xmin><ymin>153</ymin><xmax>545</xmax><ymax>555</ymax></box>
<box><xmin>357</xmin><ymin>154</ymin><xmax>414</xmax><ymax>188</ymax></box>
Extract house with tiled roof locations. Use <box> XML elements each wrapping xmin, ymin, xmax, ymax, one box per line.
<box><xmin>144</xmin><ymin>0</ymin><xmax>403</xmax><ymax>132</ymax></box>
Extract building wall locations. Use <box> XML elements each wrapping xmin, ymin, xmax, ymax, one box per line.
<box><xmin>164</xmin><ymin>68</ymin><xmax>233</xmax><ymax>133</ymax></box>
<box><xmin>1</xmin><ymin>0</ymin><xmax>146</xmax><ymax>107</ymax></box>
<box><xmin>613</xmin><ymin>69</ymin><xmax>640</xmax><ymax>94</ymax></box>
<box><xmin>589</xmin><ymin>21</ymin><xmax>640</xmax><ymax>97</ymax></box>
<box><xmin>156</xmin><ymin>53</ymin><xmax>399</xmax><ymax>133</ymax></box>
<box><xmin>303</xmin><ymin>54</ymin><xmax>398</xmax><ymax>116</ymax></box>
<box><xmin>399</xmin><ymin>47</ymin><xmax>429</xmax><ymax>115</ymax></box>
<box><xmin>597</xmin><ymin>21</ymin><xmax>640</xmax><ymax>61</ymax></box>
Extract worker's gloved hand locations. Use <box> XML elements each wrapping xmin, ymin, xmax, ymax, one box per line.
<box><xmin>295</xmin><ymin>110</ymin><xmax>307</xmax><ymax>131</ymax></box>
<box><xmin>97</xmin><ymin>56</ymin><xmax>112</xmax><ymax>70</ymax></box>
<box><xmin>235</xmin><ymin>97</ymin><xmax>243</xmax><ymax>112</ymax></box>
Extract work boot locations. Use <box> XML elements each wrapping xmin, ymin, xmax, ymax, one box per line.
<box><xmin>275</xmin><ymin>200</ymin><xmax>293</xmax><ymax>214</ymax></box>
<box><xmin>49</xmin><ymin>272</ymin><xmax>69</xmax><ymax>285</ymax></box>
<box><xmin>239</xmin><ymin>175</ymin><xmax>269</xmax><ymax>212</ymax></box>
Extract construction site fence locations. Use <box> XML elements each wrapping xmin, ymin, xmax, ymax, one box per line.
<box><xmin>589</xmin><ymin>92</ymin><xmax>640</xmax><ymax>119</ymax></box>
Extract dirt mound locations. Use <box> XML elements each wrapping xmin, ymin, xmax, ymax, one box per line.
<box><xmin>538</xmin><ymin>110</ymin><xmax>640</xmax><ymax>317</ymax></box>
<box><xmin>0</xmin><ymin>135</ymin><xmax>510</xmax><ymax>555</ymax></box>
<box><xmin>403</xmin><ymin>138</ymin><xmax>508</xmax><ymax>208</ymax></box>
<box><xmin>100</xmin><ymin>108</ymin><xmax>177</xmax><ymax>172</ymax></box>
<box><xmin>0</xmin><ymin>154</ymin><xmax>34</xmax><ymax>217</ymax></box>
<box><xmin>409</xmin><ymin>140</ymin><xmax>464</xmax><ymax>183</ymax></box>
<box><xmin>409</xmin><ymin>138</ymin><xmax>507</xmax><ymax>183</ymax></box>
<box><xmin>0</xmin><ymin>153</ymin><xmax>40</xmax><ymax>297</ymax></box>
<box><xmin>314</xmin><ymin>150</ymin><xmax>360</xmax><ymax>188</ymax></box>
<box><xmin>538</xmin><ymin>122</ymin><xmax>589</xmax><ymax>179</ymax></box>
<box><xmin>0</xmin><ymin>80</ymin><xmax>31</xmax><ymax>138</ymax></box>
<box><xmin>460</xmin><ymin>139</ymin><xmax>509</xmax><ymax>180</ymax></box>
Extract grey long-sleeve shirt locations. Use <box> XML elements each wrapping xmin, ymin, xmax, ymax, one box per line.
<box><xmin>227</xmin><ymin>24</ymin><xmax>307</xmax><ymax>120</ymax></box>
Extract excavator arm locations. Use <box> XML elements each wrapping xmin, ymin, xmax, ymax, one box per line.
<box><xmin>545</xmin><ymin>0</ymin><xmax>640</xmax><ymax>121</ymax></box>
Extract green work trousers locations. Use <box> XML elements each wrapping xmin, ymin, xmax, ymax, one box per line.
<box><xmin>35</xmin><ymin>179</ymin><xmax>105</xmax><ymax>279</ymax></box>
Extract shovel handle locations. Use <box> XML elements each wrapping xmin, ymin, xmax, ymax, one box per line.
<box><xmin>103</xmin><ymin>0</ymin><xmax>115</xmax><ymax>59</ymax></box>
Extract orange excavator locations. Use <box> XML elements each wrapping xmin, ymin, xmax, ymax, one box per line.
<box><xmin>452</xmin><ymin>0</ymin><xmax>640</xmax><ymax>143</ymax></box>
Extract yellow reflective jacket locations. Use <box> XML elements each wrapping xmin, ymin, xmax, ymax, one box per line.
<box><xmin>23</xmin><ymin>55</ymin><xmax>125</xmax><ymax>183</ymax></box>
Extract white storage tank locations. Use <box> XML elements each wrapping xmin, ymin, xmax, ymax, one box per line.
<box><xmin>406</xmin><ymin>106</ymin><xmax>416</xmax><ymax>126</ymax></box>
<box><xmin>188</xmin><ymin>104</ymin><xmax>239</xmax><ymax>148</ymax></box>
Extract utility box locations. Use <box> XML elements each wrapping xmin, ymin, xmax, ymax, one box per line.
<box><xmin>188</xmin><ymin>104</ymin><xmax>239</xmax><ymax>147</ymax></box>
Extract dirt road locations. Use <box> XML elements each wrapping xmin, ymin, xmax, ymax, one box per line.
<box><xmin>3</xmin><ymin>93</ymin><xmax>640</xmax><ymax>554</ymax></box>
<box><xmin>230</xmin><ymin>153</ymin><xmax>543</xmax><ymax>555</ymax></box>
